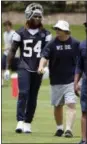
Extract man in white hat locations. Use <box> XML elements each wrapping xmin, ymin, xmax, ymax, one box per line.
<box><xmin>38</xmin><ymin>20</ymin><xmax>80</xmax><ymax>137</ymax></box>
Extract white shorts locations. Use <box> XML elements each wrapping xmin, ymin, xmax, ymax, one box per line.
<box><xmin>51</xmin><ymin>82</ymin><xmax>77</xmax><ymax>106</ymax></box>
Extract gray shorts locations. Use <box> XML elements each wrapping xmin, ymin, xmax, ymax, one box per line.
<box><xmin>51</xmin><ymin>82</ymin><xmax>77</xmax><ymax>106</ymax></box>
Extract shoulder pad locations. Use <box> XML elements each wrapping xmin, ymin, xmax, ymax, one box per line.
<box><xmin>16</xmin><ymin>27</ymin><xmax>25</xmax><ymax>35</ymax></box>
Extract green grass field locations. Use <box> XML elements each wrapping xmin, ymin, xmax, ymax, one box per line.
<box><xmin>2</xmin><ymin>24</ymin><xmax>85</xmax><ymax>143</ymax></box>
<box><xmin>2</xmin><ymin>80</ymin><xmax>81</xmax><ymax>143</ymax></box>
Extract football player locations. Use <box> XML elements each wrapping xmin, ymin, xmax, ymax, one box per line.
<box><xmin>74</xmin><ymin>22</ymin><xmax>87</xmax><ymax>144</ymax></box>
<box><xmin>5</xmin><ymin>3</ymin><xmax>52</xmax><ymax>133</ymax></box>
<box><xmin>38</xmin><ymin>20</ymin><xmax>80</xmax><ymax>138</ymax></box>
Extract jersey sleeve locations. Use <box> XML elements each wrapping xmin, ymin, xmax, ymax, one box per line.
<box><xmin>45</xmin><ymin>30</ymin><xmax>52</xmax><ymax>42</ymax></box>
<box><xmin>12</xmin><ymin>27</ymin><xmax>24</xmax><ymax>42</ymax></box>
<box><xmin>41</xmin><ymin>40</ymin><xmax>52</xmax><ymax>60</ymax></box>
<box><xmin>45</xmin><ymin>33</ymin><xmax>52</xmax><ymax>42</ymax></box>
<box><xmin>11</xmin><ymin>29</ymin><xmax>23</xmax><ymax>54</ymax></box>
<box><xmin>12</xmin><ymin>32</ymin><xmax>21</xmax><ymax>42</ymax></box>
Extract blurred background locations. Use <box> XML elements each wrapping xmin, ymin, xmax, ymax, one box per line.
<box><xmin>1</xmin><ymin>1</ymin><xmax>87</xmax><ymax>25</ymax></box>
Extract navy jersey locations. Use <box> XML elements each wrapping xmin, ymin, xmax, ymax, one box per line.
<box><xmin>75</xmin><ymin>40</ymin><xmax>87</xmax><ymax>77</ymax></box>
<box><xmin>12</xmin><ymin>27</ymin><xmax>52</xmax><ymax>72</ymax></box>
<box><xmin>41</xmin><ymin>36</ymin><xmax>80</xmax><ymax>85</ymax></box>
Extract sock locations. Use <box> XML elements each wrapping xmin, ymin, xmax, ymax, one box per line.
<box><xmin>65</xmin><ymin>107</ymin><xmax>76</xmax><ymax>132</ymax></box>
<box><xmin>57</xmin><ymin>125</ymin><xmax>64</xmax><ymax>130</ymax></box>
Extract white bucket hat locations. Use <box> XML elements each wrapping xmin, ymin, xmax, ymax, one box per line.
<box><xmin>53</xmin><ymin>20</ymin><xmax>70</xmax><ymax>31</ymax></box>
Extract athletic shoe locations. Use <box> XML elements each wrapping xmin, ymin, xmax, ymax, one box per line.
<box><xmin>23</xmin><ymin>123</ymin><xmax>31</xmax><ymax>133</ymax></box>
<box><xmin>55</xmin><ymin>129</ymin><xmax>64</xmax><ymax>137</ymax></box>
<box><xmin>64</xmin><ymin>130</ymin><xmax>73</xmax><ymax>138</ymax></box>
<box><xmin>15</xmin><ymin>121</ymin><xmax>24</xmax><ymax>133</ymax></box>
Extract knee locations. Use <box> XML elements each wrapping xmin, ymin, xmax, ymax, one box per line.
<box><xmin>67</xmin><ymin>104</ymin><xmax>76</xmax><ymax>115</ymax></box>
<box><xmin>18</xmin><ymin>90</ymin><xmax>29</xmax><ymax>99</ymax></box>
<box><xmin>67</xmin><ymin>103</ymin><xmax>76</xmax><ymax>109</ymax></box>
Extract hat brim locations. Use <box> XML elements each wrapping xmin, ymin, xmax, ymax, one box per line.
<box><xmin>53</xmin><ymin>26</ymin><xmax>70</xmax><ymax>32</ymax></box>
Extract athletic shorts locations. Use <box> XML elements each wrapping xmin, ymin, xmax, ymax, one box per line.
<box><xmin>80</xmin><ymin>78</ymin><xmax>87</xmax><ymax>112</ymax></box>
<box><xmin>51</xmin><ymin>82</ymin><xmax>77</xmax><ymax>106</ymax></box>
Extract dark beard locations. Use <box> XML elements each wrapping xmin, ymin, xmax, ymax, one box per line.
<box><xmin>26</xmin><ymin>19</ymin><xmax>42</xmax><ymax>29</ymax></box>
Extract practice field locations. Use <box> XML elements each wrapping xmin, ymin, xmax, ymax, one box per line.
<box><xmin>2</xmin><ymin>80</ymin><xmax>81</xmax><ymax>143</ymax></box>
<box><xmin>2</xmin><ymin>24</ymin><xmax>85</xmax><ymax>143</ymax></box>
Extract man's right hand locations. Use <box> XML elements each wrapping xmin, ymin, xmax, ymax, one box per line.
<box><xmin>74</xmin><ymin>83</ymin><xmax>81</xmax><ymax>97</ymax></box>
<box><xmin>38</xmin><ymin>66</ymin><xmax>44</xmax><ymax>74</ymax></box>
<box><xmin>4</xmin><ymin>70</ymin><xmax>10</xmax><ymax>80</ymax></box>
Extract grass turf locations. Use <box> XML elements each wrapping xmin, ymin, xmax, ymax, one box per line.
<box><xmin>2</xmin><ymin>80</ymin><xmax>81</xmax><ymax>143</ymax></box>
<box><xmin>2</xmin><ymin>24</ymin><xmax>85</xmax><ymax>143</ymax></box>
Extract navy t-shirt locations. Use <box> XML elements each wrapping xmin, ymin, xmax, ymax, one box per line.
<box><xmin>41</xmin><ymin>36</ymin><xmax>80</xmax><ymax>85</ymax></box>
<box><xmin>75</xmin><ymin>40</ymin><xmax>87</xmax><ymax>78</ymax></box>
<box><xmin>12</xmin><ymin>27</ymin><xmax>52</xmax><ymax>72</ymax></box>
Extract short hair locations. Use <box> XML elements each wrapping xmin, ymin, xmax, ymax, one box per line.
<box><xmin>3</xmin><ymin>20</ymin><xmax>12</xmax><ymax>27</ymax></box>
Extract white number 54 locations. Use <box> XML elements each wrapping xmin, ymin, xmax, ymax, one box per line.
<box><xmin>23</xmin><ymin>39</ymin><xmax>42</xmax><ymax>58</ymax></box>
